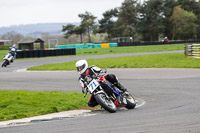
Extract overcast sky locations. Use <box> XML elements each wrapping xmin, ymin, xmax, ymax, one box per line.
<box><xmin>0</xmin><ymin>0</ymin><xmax>127</xmax><ymax>27</ymax></box>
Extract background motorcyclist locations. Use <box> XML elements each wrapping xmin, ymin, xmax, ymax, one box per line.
<box><xmin>9</xmin><ymin>44</ymin><xmax>17</xmax><ymax>62</ymax></box>
<box><xmin>5</xmin><ymin>48</ymin><xmax>16</xmax><ymax>65</ymax></box>
<box><xmin>75</xmin><ymin>59</ymin><xmax>127</xmax><ymax>107</ymax></box>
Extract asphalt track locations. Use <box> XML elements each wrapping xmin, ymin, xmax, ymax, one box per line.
<box><xmin>0</xmin><ymin>50</ymin><xmax>200</xmax><ymax>133</ymax></box>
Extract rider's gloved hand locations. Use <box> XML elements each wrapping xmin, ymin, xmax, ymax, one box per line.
<box><xmin>99</xmin><ymin>69</ymin><xmax>107</xmax><ymax>76</ymax></box>
<box><xmin>100</xmin><ymin>69</ymin><xmax>107</xmax><ymax>73</ymax></box>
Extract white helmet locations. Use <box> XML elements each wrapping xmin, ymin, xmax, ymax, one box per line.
<box><xmin>11</xmin><ymin>48</ymin><xmax>15</xmax><ymax>52</ymax></box>
<box><xmin>75</xmin><ymin>60</ymin><xmax>88</xmax><ymax>74</ymax></box>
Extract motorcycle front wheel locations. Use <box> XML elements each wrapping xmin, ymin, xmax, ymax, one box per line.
<box><xmin>95</xmin><ymin>93</ymin><xmax>117</xmax><ymax>113</ymax></box>
<box><xmin>2</xmin><ymin>60</ymin><xmax>7</xmax><ymax>67</ymax></box>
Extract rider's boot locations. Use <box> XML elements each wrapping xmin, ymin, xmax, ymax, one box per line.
<box><xmin>114</xmin><ymin>82</ymin><xmax>127</xmax><ymax>93</ymax></box>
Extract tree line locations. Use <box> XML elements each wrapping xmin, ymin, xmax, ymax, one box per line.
<box><xmin>63</xmin><ymin>0</ymin><xmax>200</xmax><ymax>43</ymax></box>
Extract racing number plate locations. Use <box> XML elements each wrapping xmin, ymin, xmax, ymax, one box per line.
<box><xmin>87</xmin><ymin>79</ymin><xmax>99</xmax><ymax>93</ymax></box>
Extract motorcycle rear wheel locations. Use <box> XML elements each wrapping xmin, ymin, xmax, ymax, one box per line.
<box><xmin>95</xmin><ymin>93</ymin><xmax>117</xmax><ymax>113</ymax></box>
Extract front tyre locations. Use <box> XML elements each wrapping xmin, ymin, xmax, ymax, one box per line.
<box><xmin>2</xmin><ymin>60</ymin><xmax>7</xmax><ymax>67</ymax></box>
<box><xmin>95</xmin><ymin>93</ymin><xmax>117</xmax><ymax>113</ymax></box>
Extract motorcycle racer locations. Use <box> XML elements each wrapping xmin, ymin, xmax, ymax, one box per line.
<box><xmin>4</xmin><ymin>47</ymin><xmax>16</xmax><ymax>66</ymax></box>
<box><xmin>76</xmin><ymin>59</ymin><xmax>127</xmax><ymax>107</ymax></box>
<box><xmin>9</xmin><ymin>44</ymin><xmax>17</xmax><ymax>62</ymax></box>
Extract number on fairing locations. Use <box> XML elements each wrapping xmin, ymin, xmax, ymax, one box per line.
<box><xmin>87</xmin><ymin>79</ymin><xmax>99</xmax><ymax>93</ymax></box>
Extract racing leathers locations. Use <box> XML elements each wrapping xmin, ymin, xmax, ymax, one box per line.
<box><xmin>78</xmin><ymin>65</ymin><xmax>127</xmax><ymax>107</ymax></box>
<box><xmin>9</xmin><ymin>46</ymin><xmax>17</xmax><ymax>60</ymax></box>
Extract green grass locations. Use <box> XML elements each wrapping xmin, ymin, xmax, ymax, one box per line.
<box><xmin>76</xmin><ymin>44</ymin><xmax>184</xmax><ymax>55</ymax></box>
<box><xmin>0</xmin><ymin>90</ymin><xmax>90</xmax><ymax>121</ymax></box>
<box><xmin>0</xmin><ymin>44</ymin><xmax>185</xmax><ymax>61</ymax></box>
<box><xmin>0</xmin><ymin>50</ymin><xmax>8</xmax><ymax>61</ymax></box>
<box><xmin>28</xmin><ymin>53</ymin><xmax>200</xmax><ymax>71</ymax></box>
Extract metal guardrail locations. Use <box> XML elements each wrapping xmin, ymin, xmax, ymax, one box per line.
<box><xmin>185</xmin><ymin>44</ymin><xmax>200</xmax><ymax>59</ymax></box>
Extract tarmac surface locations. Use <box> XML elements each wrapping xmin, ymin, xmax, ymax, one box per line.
<box><xmin>0</xmin><ymin>50</ymin><xmax>200</xmax><ymax>133</ymax></box>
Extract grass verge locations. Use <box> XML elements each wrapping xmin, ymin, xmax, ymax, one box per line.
<box><xmin>76</xmin><ymin>44</ymin><xmax>184</xmax><ymax>55</ymax></box>
<box><xmin>28</xmin><ymin>53</ymin><xmax>200</xmax><ymax>71</ymax></box>
<box><xmin>0</xmin><ymin>44</ymin><xmax>185</xmax><ymax>61</ymax></box>
<box><xmin>0</xmin><ymin>50</ymin><xmax>7</xmax><ymax>61</ymax></box>
<box><xmin>0</xmin><ymin>90</ymin><xmax>90</xmax><ymax>121</ymax></box>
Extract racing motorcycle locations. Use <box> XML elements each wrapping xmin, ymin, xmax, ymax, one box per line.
<box><xmin>1</xmin><ymin>52</ymin><xmax>13</xmax><ymax>67</ymax></box>
<box><xmin>83</xmin><ymin>71</ymin><xmax>136</xmax><ymax>113</ymax></box>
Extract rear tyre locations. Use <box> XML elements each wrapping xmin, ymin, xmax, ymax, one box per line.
<box><xmin>95</xmin><ymin>93</ymin><xmax>117</xmax><ymax>113</ymax></box>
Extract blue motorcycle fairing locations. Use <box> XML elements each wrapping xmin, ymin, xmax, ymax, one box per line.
<box><xmin>100</xmin><ymin>81</ymin><xmax>122</xmax><ymax>97</ymax></box>
<box><xmin>107</xmin><ymin>83</ymin><xmax>122</xmax><ymax>97</ymax></box>
<box><xmin>113</xmin><ymin>87</ymin><xmax>121</xmax><ymax>97</ymax></box>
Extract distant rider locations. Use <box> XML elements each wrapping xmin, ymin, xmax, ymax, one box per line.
<box><xmin>75</xmin><ymin>59</ymin><xmax>127</xmax><ymax>107</ymax></box>
<box><xmin>9</xmin><ymin>44</ymin><xmax>17</xmax><ymax>62</ymax></box>
<box><xmin>164</xmin><ymin>37</ymin><xmax>169</xmax><ymax>44</ymax></box>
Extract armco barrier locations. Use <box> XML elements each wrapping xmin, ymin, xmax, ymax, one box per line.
<box><xmin>101</xmin><ymin>43</ymin><xmax>110</xmax><ymax>48</ymax></box>
<box><xmin>58</xmin><ymin>40</ymin><xmax>200</xmax><ymax>49</ymax></box>
<box><xmin>109</xmin><ymin>43</ymin><xmax>118</xmax><ymax>47</ymax></box>
<box><xmin>16</xmin><ymin>48</ymin><xmax>76</xmax><ymax>59</ymax></box>
<box><xmin>58</xmin><ymin>43</ymin><xmax>118</xmax><ymax>49</ymax></box>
